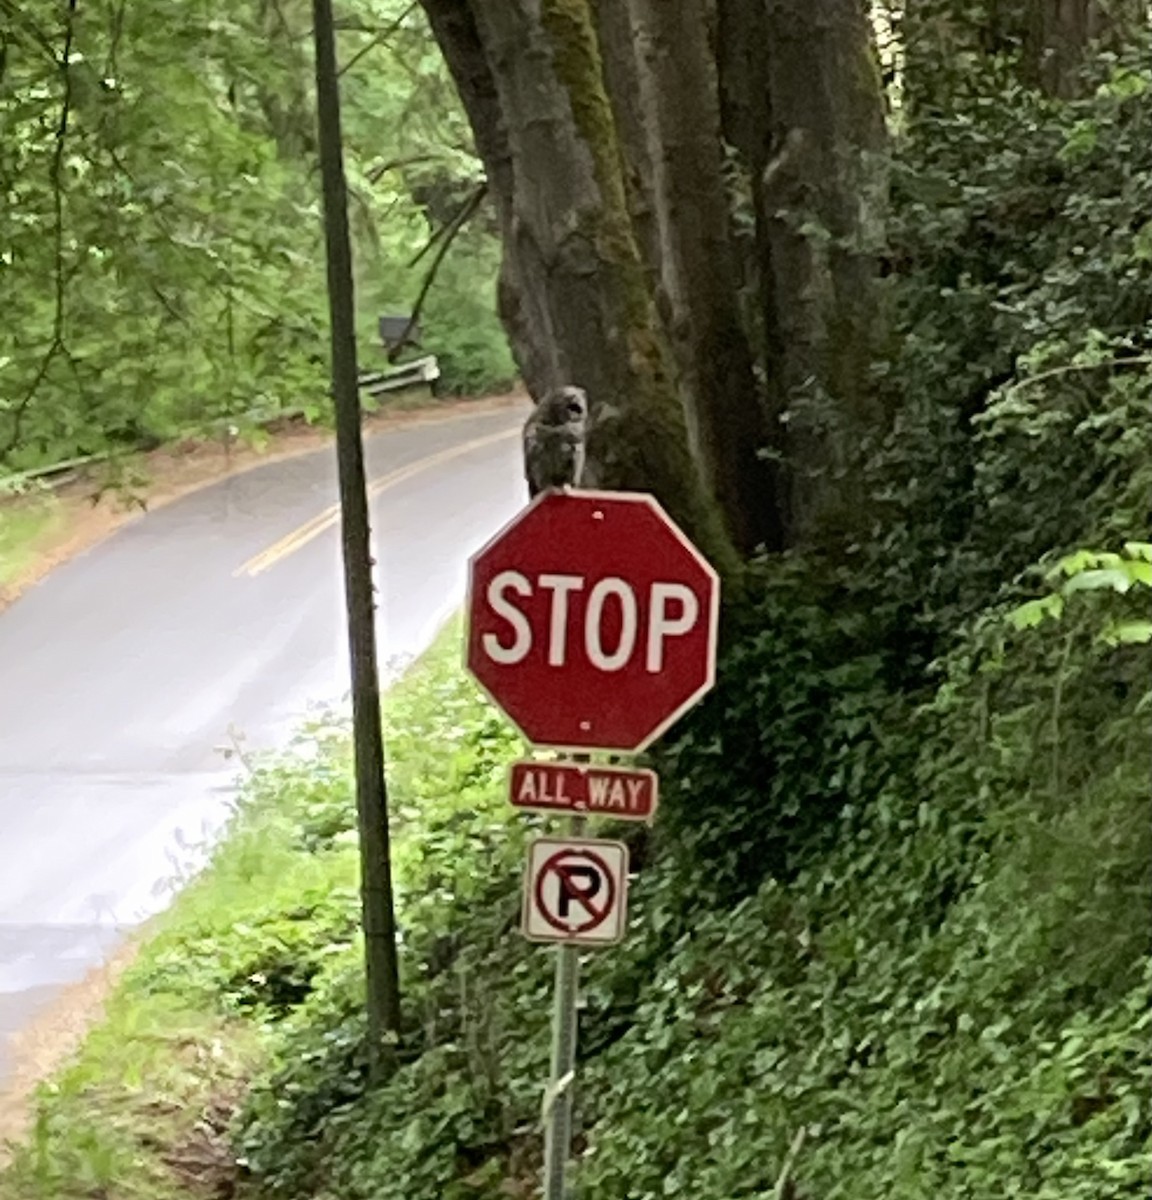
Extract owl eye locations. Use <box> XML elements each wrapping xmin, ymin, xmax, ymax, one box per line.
<box><xmin>566</xmin><ymin>400</ymin><xmax>584</xmax><ymax>417</ymax></box>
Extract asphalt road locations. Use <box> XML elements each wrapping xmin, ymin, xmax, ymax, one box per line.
<box><xmin>0</xmin><ymin>402</ymin><xmax>526</xmax><ymax>1083</ymax></box>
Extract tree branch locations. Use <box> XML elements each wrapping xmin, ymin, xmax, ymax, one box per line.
<box><xmin>150</xmin><ymin>284</ymin><xmax>190</xmax><ymax>327</ymax></box>
<box><xmin>0</xmin><ymin>0</ymin><xmax>61</xmax><ymax>67</ymax></box>
<box><xmin>103</xmin><ymin>0</ymin><xmax>126</xmax><ymax>80</ymax></box>
<box><xmin>2</xmin><ymin>0</ymin><xmax>78</xmax><ymax>461</ymax></box>
<box><xmin>338</xmin><ymin>1</ymin><xmax>418</xmax><ymax>77</ymax></box>
<box><xmin>773</xmin><ymin>1127</ymin><xmax>807</xmax><ymax>1200</ymax></box>
<box><xmin>366</xmin><ymin>152</ymin><xmax>443</xmax><ymax>185</ymax></box>
<box><xmin>407</xmin><ymin>179</ymin><xmax>486</xmax><ymax>268</ymax></box>
<box><xmin>995</xmin><ymin>355</ymin><xmax>1152</xmax><ymax>400</ymax></box>
<box><xmin>389</xmin><ymin>181</ymin><xmax>486</xmax><ymax>362</ymax></box>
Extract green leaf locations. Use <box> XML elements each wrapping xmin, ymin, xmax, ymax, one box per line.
<box><xmin>1100</xmin><ymin>621</ymin><xmax>1152</xmax><ymax>647</ymax></box>
<box><xmin>1008</xmin><ymin>595</ymin><xmax>1064</xmax><ymax>629</ymax></box>
<box><xmin>1047</xmin><ymin>549</ymin><xmax>1109</xmax><ymax>581</ymax></box>
<box><xmin>1058</xmin><ymin>119</ymin><xmax>1097</xmax><ymax>163</ymax></box>
<box><xmin>1133</xmin><ymin>222</ymin><xmax>1152</xmax><ymax>263</ymax></box>
<box><xmin>1061</xmin><ymin>568</ymin><xmax>1133</xmax><ymax>595</ymax></box>
<box><xmin>1096</xmin><ymin>67</ymin><xmax>1150</xmax><ymax>100</ymax></box>
<box><xmin>1125</xmin><ymin>560</ymin><xmax>1152</xmax><ymax>586</ymax></box>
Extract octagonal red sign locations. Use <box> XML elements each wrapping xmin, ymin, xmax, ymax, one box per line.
<box><xmin>466</xmin><ymin>490</ymin><xmax>720</xmax><ymax>752</ymax></box>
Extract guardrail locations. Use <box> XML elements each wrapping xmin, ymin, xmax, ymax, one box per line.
<box><xmin>0</xmin><ymin>355</ymin><xmax>441</xmax><ymax>495</ymax></box>
<box><xmin>358</xmin><ymin>354</ymin><xmax>440</xmax><ymax>399</ymax></box>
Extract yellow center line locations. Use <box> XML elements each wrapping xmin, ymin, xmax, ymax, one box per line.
<box><xmin>234</xmin><ymin>425</ymin><xmax>520</xmax><ymax>578</ymax></box>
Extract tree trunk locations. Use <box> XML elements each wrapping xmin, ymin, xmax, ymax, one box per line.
<box><xmin>420</xmin><ymin>0</ymin><xmax>740</xmax><ymax>578</ymax></box>
<box><xmin>905</xmin><ymin>0</ymin><xmax>1147</xmax><ymax>105</ymax></box>
<box><xmin>416</xmin><ymin>0</ymin><xmax>556</xmax><ymax>400</ymax></box>
<box><xmin>1025</xmin><ymin>0</ymin><xmax>1145</xmax><ymax>98</ymax></box>
<box><xmin>589</xmin><ymin>0</ymin><xmax>660</xmax><ymax>290</ymax></box>
<box><xmin>756</xmin><ymin>0</ymin><xmax>889</xmax><ymax>548</ymax></box>
<box><xmin>424</xmin><ymin>0</ymin><xmax>889</xmax><ymax>560</ymax></box>
<box><xmin>627</xmin><ymin>0</ymin><xmax>783</xmax><ymax>553</ymax></box>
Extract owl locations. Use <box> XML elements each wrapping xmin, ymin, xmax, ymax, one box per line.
<box><xmin>522</xmin><ymin>385</ymin><xmax>588</xmax><ymax>498</ymax></box>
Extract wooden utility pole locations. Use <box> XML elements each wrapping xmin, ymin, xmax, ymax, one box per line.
<box><xmin>311</xmin><ymin>0</ymin><xmax>402</xmax><ymax>1070</ymax></box>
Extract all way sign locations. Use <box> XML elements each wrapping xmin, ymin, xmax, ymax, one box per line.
<box><xmin>509</xmin><ymin>761</ymin><xmax>657</xmax><ymax>822</ymax></box>
<box><xmin>522</xmin><ymin>836</ymin><xmax>629</xmax><ymax>945</ymax></box>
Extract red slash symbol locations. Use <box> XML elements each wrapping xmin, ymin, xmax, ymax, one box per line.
<box><xmin>535</xmin><ymin>848</ymin><xmax>616</xmax><ymax>934</ymax></box>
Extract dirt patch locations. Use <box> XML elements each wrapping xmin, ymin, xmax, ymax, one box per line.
<box><xmin>160</xmin><ymin>1085</ymin><xmax>246</xmax><ymax>1199</ymax></box>
<box><xmin>0</xmin><ymin>390</ymin><xmax>527</xmax><ymax>616</ymax></box>
<box><xmin>0</xmin><ymin>937</ymin><xmax>140</xmax><ymax>1166</ymax></box>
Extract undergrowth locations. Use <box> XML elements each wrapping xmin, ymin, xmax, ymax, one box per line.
<box><xmin>2</xmin><ymin>574</ymin><xmax>1147</xmax><ymax>1199</ymax></box>
<box><xmin>221</xmin><ymin>549</ymin><xmax>1150</xmax><ymax>1200</ymax></box>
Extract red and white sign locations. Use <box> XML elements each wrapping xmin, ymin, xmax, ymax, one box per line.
<box><xmin>522</xmin><ymin>836</ymin><xmax>629</xmax><ymax>945</ymax></box>
<box><xmin>466</xmin><ymin>490</ymin><xmax>720</xmax><ymax>751</ymax></box>
<box><xmin>508</xmin><ymin>760</ymin><xmax>657</xmax><ymax>822</ymax></box>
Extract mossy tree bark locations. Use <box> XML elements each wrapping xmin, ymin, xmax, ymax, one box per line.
<box><xmin>422</xmin><ymin>0</ymin><xmax>889</xmax><ymax>560</ymax></box>
<box><xmin>420</xmin><ymin>0</ymin><xmax>740</xmax><ymax>577</ymax></box>
<box><xmin>625</xmin><ymin>0</ymin><xmax>782</xmax><ymax>554</ymax></box>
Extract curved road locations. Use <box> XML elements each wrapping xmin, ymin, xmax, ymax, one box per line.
<box><xmin>0</xmin><ymin>402</ymin><xmax>526</xmax><ymax>1083</ymax></box>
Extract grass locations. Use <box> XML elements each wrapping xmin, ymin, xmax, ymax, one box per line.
<box><xmin>0</xmin><ymin>615</ymin><xmax>513</xmax><ymax>1199</ymax></box>
<box><xmin>5</xmin><ymin>996</ymin><xmax>257</xmax><ymax>1200</ymax></box>
<box><xmin>0</xmin><ymin>495</ymin><xmax>61</xmax><ymax>591</ymax></box>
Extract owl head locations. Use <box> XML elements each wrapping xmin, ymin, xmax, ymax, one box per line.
<box><xmin>540</xmin><ymin>385</ymin><xmax>588</xmax><ymax>429</ymax></box>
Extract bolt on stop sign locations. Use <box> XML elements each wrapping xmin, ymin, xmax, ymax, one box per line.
<box><xmin>466</xmin><ymin>490</ymin><xmax>720</xmax><ymax>751</ymax></box>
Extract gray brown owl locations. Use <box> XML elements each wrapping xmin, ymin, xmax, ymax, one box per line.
<box><xmin>522</xmin><ymin>385</ymin><xmax>588</xmax><ymax>498</ymax></box>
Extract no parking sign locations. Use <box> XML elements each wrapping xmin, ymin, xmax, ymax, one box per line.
<box><xmin>522</xmin><ymin>836</ymin><xmax>629</xmax><ymax>945</ymax></box>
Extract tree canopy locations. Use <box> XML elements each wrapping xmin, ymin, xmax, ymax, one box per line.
<box><xmin>0</xmin><ymin>0</ymin><xmax>513</xmax><ymax>474</ymax></box>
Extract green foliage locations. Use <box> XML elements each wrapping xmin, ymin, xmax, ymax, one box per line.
<box><xmin>217</xmin><ymin>577</ymin><xmax>1150</xmax><ymax>1200</ymax></box>
<box><xmin>872</xmin><ymin>43</ymin><xmax>1152</xmax><ymax>632</ymax></box>
<box><xmin>126</xmin><ymin>728</ymin><xmax>362</xmax><ymax>1022</ymax></box>
<box><xmin>649</xmin><ymin>564</ymin><xmax>905</xmax><ymax>912</ymax></box>
<box><xmin>231</xmin><ymin>625</ymin><xmax>546</xmax><ymax>1196</ymax></box>
<box><xmin>0</xmin><ymin>491</ymin><xmax>60</xmax><ymax>587</ymax></box>
<box><xmin>419</xmin><ymin>234</ymin><xmax>517</xmax><ymax>396</ymax></box>
<box><xmin>0</xmin><ymin>978</ymin><xmax>258</xmax><ymax>1199</ymax></box>
<box><xmin>0</xmin><ymin>0</ymin><xmax>512</xmax><ymax>472</ymax></box>
<box><xmin>573</xmin><ymin>584</ymin><xmax>1151</xmax><ymax>1198</ymax></box>
<box><xmin>1010</xmin><ymin>543</ymin><xmax>1152</xmax><ymax>647</ymax></box>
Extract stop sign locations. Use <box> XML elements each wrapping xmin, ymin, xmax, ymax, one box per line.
<box><xmin>466</xmin><ymin>490</ymin><xmax>719</xmax><ymax>751</ymax></box>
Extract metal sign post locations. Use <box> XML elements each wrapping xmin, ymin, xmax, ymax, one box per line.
<box><xmin>525</xmin><ymin>802</ymin><xmax>629</xmax><ymax>1197</ymax></box>
<box><xmin>542</xmin><ymin>813</ymin><xmax>584</xmax><ymax>1200</ymax></box>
